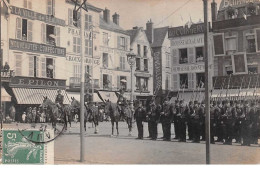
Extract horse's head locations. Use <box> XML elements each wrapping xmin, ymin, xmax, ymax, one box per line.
<box><xmin>104</xmin><ymin>99</ymin><xmax>111</xmax><ymax>114</ymax></box>
<box><xmin>41</xmin><ymin>96</ymin><xmax>54</xmax><ymax>110</ymax></box>
<box><xmin>71</xmin><ymin>97</ymin><xmax>80</xmax><ymax>108</ymax></box>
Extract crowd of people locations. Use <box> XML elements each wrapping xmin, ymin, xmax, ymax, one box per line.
<box><xmin>133</xmin><ymin>98</ymin><xmax>260</xmax><ymax>146</ymax></box>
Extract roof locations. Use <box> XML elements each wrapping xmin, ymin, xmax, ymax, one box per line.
<box><xmin>99</xmin><ymin>16</ymin><xmax>129</xmax><ymax>35</ymax></box>
<box><xmin>126</xmin><ymin>28</ymin><xmax>139</xmax><ymax>44</ymax></box>
<box><xmin>146</xmin><ymin>26</ymin><xmax>168</xmax><ymax>48</ymax></box>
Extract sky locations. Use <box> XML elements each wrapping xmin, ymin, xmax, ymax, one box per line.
<box><xmin>88</xmin><ymin>0</ymin><xmax>223</xmax><ymax>30</ymax></box>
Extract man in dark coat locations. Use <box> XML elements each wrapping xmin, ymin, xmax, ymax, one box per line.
<box><xmin>173</xmin><ymin>100</ymin><xmax>180</xmax><ymax>139</ymax></box>
<box><xmin>199</xmin><ymin>101</ymin><xmax>205</xmax><ymax>141</ymax></box>
<box><xmin>210</xmin><ymin>101</ymin><xmax>217</xmax><ymax>144</ymax></box>
<box><xmin>223</xmin><ymin>100</ymin><xmax>235</xmax><ymax>145</ymax></box>
<box><xmin>192</xmin><ymin>101</ymin><xmax>200</xmax><ymax>143</ymax></box>
<box><xmin>134</xmin><ymin>101</ymin><xmax>146</xmax><ymax>139</ymax></box>
<box><xmin>160</xmin><ymin>98</ymin><xmax>172</xmax><ymax>141</ymax></box>
<box><xmin>241</xmin><ymin>100</ymin><xmax>253</xmax><ymax>146</ymax></box>
<box><xmin>187</xmin><ymin>101</ymin><xmax>194</xmax><ymax>140</ymax></box>
<box><xmin>147</xmin><ymin>99</ymin><xmax>160</xmax><ymax>140</ymax></box>
<box><xmin>178</xmin><ymin>100</ymin><xmax>187</xmax><ymax>142</ymax></box>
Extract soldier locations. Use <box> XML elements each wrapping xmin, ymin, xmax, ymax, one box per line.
<box><xmin>146</xmin><ymin>99</ymin><xmax>153</xmax><ymax>138</ymax></box>
<box><xmin>210</xmin><ymin>101</ymin><xmax>217</xmax><ymax>144</ymax></box>
<box><xmin>173</xmin><ymin>100</ymin><xmax>180</xmax><ymax>140</ymax></box>
<box><xmin>160</xmin><ymin>98</ymin><xmax>172</xmax><ymax>141</ymax></box>
<box><xmin>187</xmin><ymin>101</ymin><xmax>194</xmax><ymax>141</ymax></box>
<box><xmin>216</xmin><ymin>100</ymin><xmax>225</xmax><ymax>142</ymax></box>
<box><xmin>134</xmin><ymin>101</ymin><xmax>146</xmax><ymax>139</ymax></box>
<box><xmin>55</xmin><ymin>89</ymin><xmax>64</xmax><ymax>113</ymax></box>
<box><xmin>178</xmin><ymin>100</ymin><xmax>186</xmax><ymax>142</ymax></box>
<box><xmin>241</xmin><ymin>100</ymin><xmax>253</xmax><ymax>146</ymax></box>
<box><xmin>147</xmin><ymin>99</ymin><xmax>160</xmax><ymax>140</ymax></box>
<box><xmin>223</xmin><ymin>100</ymin><xmax>235</xmax><ymax>145</ymax></box>
<box><xmin>199</xmin><ymin>100</ymin><xmax>206</xmax><ymax>141</ymax></box>
<box><xmin>192</xmin><ymin>101</ymin><xmax>200</xmax><ymax>143</ymax></box>
<box><xmin>251</xmin><ymin>100</ymin><xmax>259</xmax><ymax>144</ymax></box>
<box><xmin>117</xmin><ymin>89</ymin><xmax>127</xmax><ymax>119</ymax></box>
<box><xmin>235</xmin><ymin>100</ymin><xmax>243</xmax><ymax>143</ymax></box>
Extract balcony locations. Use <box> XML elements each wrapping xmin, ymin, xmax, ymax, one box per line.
<box><xmin>213</xmin><ymin>15</ymin><xmax>260</xmax><ymax>31</ymax></box>
<box><xmin>1</xmin><ymin>70</ymin><xmax>15</xmax><ymax>82</ymax></box>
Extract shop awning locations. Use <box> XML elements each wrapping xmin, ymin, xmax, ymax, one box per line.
<box><xmin>1</xmin><ymin>87</ymin><xmax>11</xmax><ymax>102</ymax></box>
<box><xmin>66</xmin><ymin>92</ymin><xmax>103</xmax><ymax>103</ymax></box>
<box><xmin>97</xmin><ymin>91</ymin><xmax>118</xmax><ymax>103</ymax></box>
<box><xmin>12</xmin><ymin>88</ymin><xmax>70</xmax><ymax>105</ymax></box>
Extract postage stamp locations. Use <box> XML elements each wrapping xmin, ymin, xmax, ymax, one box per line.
<box><xmin>1</xmin><ymin>129</ymin><xmax>54</xmax><ymax>164</ymax></box>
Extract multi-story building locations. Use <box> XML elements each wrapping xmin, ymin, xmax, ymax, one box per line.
<box><xmin>168</xmin><ymin>22</ymin><xmax>214</xmax><ymax>103</ymax></box>
<box><xmin>99</xmin><ymin>8</ymin><xmax>131</xmax><ymax>101</ymax></box>
<box><xmin>212</xmin><ymin>0</ymin><xmax>260</xmax><ymax>98</ymax></box>
<box><xmin>145</xmin><ymin>20</ymin><xmax>171</xmax><ymax>104</ymax></box>
<box><xmin>126</xmin><ymin>26</ymin><xmax>153</xmax><ymax>105</ymax></box>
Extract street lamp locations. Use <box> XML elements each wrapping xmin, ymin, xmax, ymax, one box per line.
<box><xmin>127</xmin><ymin>49</ymin><xmax>136</xmax><ymax>111</ymax></box>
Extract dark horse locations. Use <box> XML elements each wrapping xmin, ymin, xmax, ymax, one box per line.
<box><xmin>85</xmin><ymin>103</ymin><xmax>100</xmax><ymax>133</ymax></box>
<box><xmin>104</xmin><ymin>100</ymin><xmax>121</xmax><ymax>136</ymax></box>
<box><xmin>70</xmin><ymin>97</ymin><xmax>81</xmax><ymax>123</ymax></box>
<box><xmin>41</xmin><ymin>97</ymin><xmax>67</xmax><ymax>130</ymax></box>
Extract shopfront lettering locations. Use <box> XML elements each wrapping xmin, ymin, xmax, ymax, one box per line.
<box><xmin>173</xmin><ymin>65</ymin><xmax>205</xmax><ymax>73</ymax></box>
<box><xmin>168</xmin><ymin>23</ymin><xmax>206</xmax><ymax>38</ymax></box>
<box><xmin>9</xmin><ymin>39</ymin><xmax>66</xmax><ymax>57</ymax></box>
<box><xmin>66</xmin><ymin>55</ymin><xmax>100</xmax><ymax>65</ymax></box>
<box><xmin>223</xmin><ymin>0</ymin><xmax>260</xmax><ymax>8</ymax></box>
<box><xmin>10</xmin><ymin>6</ymin><xmax>65</xmax><ymax>26</ymax></box>
<box><xmin>10</xmin><ymin>77</ymin><xmax>66</xmax><ymax>89</ymax></box>
<box><xmin>171</xmin><ymin>36</ymin><xmax>204</xmax><ymax>47</ymax></box>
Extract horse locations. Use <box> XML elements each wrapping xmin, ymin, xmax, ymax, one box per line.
<box><xmin>41</xmin><ymin>96</ymin><xmax>66</xmax><ymax>130</ymax></box>
<box><xmin>70</xmin><ymin>97</ymin><xmax>80</xmax><ymax>123</ymax></box>
<box><xmin>85</xmin><ymin>103</ymin><xmax>100</xmax><ymax>133</ymax></box>
<box><xmin>123</xmin><ymin>105</ymin><xmax>134</xmax><ymax>136</ymax></box>
<box><xmin>104</xmin><ymin>100</ymin><xmax>121</xmax><ymax>136</ymax></box>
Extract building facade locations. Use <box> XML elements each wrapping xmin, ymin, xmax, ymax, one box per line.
<box><xmin>168</xmin><ymin>22</ymin><xmax>214</xmax><ymax>103</ymax></box>
<box><xmin>126</xmin><ymin>27</ymin><xmax>153</xmax><ymax>104</ymax></box>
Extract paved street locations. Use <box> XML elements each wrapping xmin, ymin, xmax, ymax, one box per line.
<box><xmin>3</xmin><ymin>122</ymin><xmax>259</xmax><ymax>164</ymax></box>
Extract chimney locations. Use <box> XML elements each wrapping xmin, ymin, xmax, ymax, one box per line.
<box><xmin>146</xmin><ymin>19</ymin><xmax>154</xmax><ymax>44</ymax></box>
<box><xmin>211</xmin><ymin>0</ymin><xmax>218</xmax><ymax>22</ymax></box>
<box><xmin>112</xmin><ymin>12</ymin><xmax>120</xmax><ymax>25</ymax></box>
<box><xmin>133</xmin><ymin>26</ymin><xmax>138</xmax><ymax>30</ymax></box>
<box><xmin>103</xmin><ymin>8</ymin><xmax>110</xmax><ymax>23</ymax></box>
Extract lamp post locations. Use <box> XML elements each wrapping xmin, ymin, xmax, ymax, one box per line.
<box><xmin>127</xmin><ymin>49</ymin><xmax>136</xmax><ymax>111</ymax></box>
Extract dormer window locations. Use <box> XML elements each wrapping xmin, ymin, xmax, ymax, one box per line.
<box><xmin>247</xmin><ymin>3</ymin><xmax>258</xmax><ymax>16</ymax></box>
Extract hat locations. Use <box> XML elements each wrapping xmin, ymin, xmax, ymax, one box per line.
<box><xmin>194</xmin><ymin>100</ymin><xmax>198</xmax><ymax>104</ymax></box>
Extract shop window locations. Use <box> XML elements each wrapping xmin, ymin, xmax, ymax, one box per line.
<box><xmin>120</xmin><ymin>56</ymin><xmax>126</xmax><ymax>70</ymax></box>
<box><xmin>119</xmin><ymin>76</ymin><xmax>127</xmax><ymax>90</ymax></box>
<box><xmin>47</xmin><ymin>0</ymin><xmax>55</xmax><ymax>16</ymax></box>
<box><xmin>73</xmin><ymin>37</ymin><xmax>81</xmax><ymax>54</ymax></box>
<box><xmin>179</xmin><ymin>48</ymin><xmax>188</xmax><ymax>64</ymax></box>
<box><xmin>85</xmin><ymin>38</ymin><xmax>93</xmax><ymax>56</ymax></box>
<box><xmin>46</xmin><ymin>24</ymin><xmax>55</xmax><ymax>45</ymax></box>
<box><xmin>46</xmin><ymin>58</ymin><xmax>54</xmax><ymax>78</ymax></box>
<box><xmin>144</xmin><ymin>59</ymin><xmax>148</xmax><ymax>71</ymax></box>
<box><xmin>103</xmin><ymin>74</ymin><xmax>112</xmax><ymax>89</ymax></box>
<box><xmin>137</xmin><ymin>44</ymin><xmax>141</xmax><ymax>56</ymax></box>
<box><xmin>144</xmin><ymin>46</ymin><xmax>147</xmax><ymax>57</ymax></box>
<box><xmin>196</xmin><ymin>73</ymin><xmax>205</xmax><ymax>88</ymax></box>
<box><xmin>103</xmin><ymin>53</ymin><xmax>108</xmax><ymax>68</ymax></box>
<box><xmin>85</xmin><ymin>14</ymin><xmax>92</xmax><ymax>31</ymax></box>
<box><xmin>179</xmin><ymin>74</ymin><xmax>188</xmax><ymax>89</ymax></box>
<box><xmin>196</xmin><ymin>47</ymin><xmax>204</xmax><ymax>62</ymax></box>
<box><xmin>248</xmin><ymin>65</ymin><xmax>258</xmax><ymax>74</ymax></box>
<box><xmin>103</xmin><ymin>32</ymin><xmax>109</xmax><ymax>46</ymax></box>
<box><xmin>136</xmin><ymin>58</ymin><xmax>141</xmax><ymax>71</ymax></box>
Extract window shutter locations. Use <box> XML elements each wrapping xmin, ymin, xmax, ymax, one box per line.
<box><xmin>28</xmin><ymin>55</ymin><xmax>34</xmax><ymax>77</ymax></box>
<box><xmin>85</xmin><ymin>14</ymin><xmax>89</xmax><ymax>30</ymax></box>
<box><xmin>36</xmin><ymin>57</ymin><xmax>40</xmax><ymax>77</ymax></box>
<box><xmin>188</xmin><ymin>73</ymin><xmax>195</xmax><ymax>90</ymax></box>
<box><xmin>117</xmin><ymin>36</ymin><xmax>121</xmax><ymax>49</ymax></box>
<box><xmin>127</xmin><ymin>76</ymin><xmax>131</xmax><ymax>91</ymax></box>
<box><xmin>15</xmin><ymin>54</ymin><xmax>22</xmax><ymax>76</ymax></box>
<box><xmin>55</xmin><ymin>27</ymin><xmax>60</xmax><ymax>46</ymax></box>
<box><xmin>117</xmin><ymin>76</ymin><xmax>120</xmax><ymax>90</ymax></box>
<box><xmin>77</xmin><ymin>38</ymin><xmax>81</xmax><ymax>54</ymax></box>
<box><xmin>24</xmin><ymin>0</ymin><xmax>27</xmax><ymax>8</ymax></box>
<box><xmin>213</xmin><ymin>33</ymin><xmax>225</xmax><ymax>56</ymax></box>
<box><xmin>188</xmin><ymin>47</ymin><xmax>195</xmax><ymax>63</ymax></box>
<box><xmin>28</xmin><ymin>20</ymin><xmax>33</xmax><ymax>42</ymax></box>
<box><xmin>68</xmin><ymin>9</ymin><xmax>72</xmax><ymax>26</ymax></box>
<box><xmin>255</xmin><ymin>28</ymin><xmax>260</xmax><ymax>52</ymax></box>
<box><xmin>77</xmin><ymin>11</ymin><xmax>81</xmax><ymax>28</ymax></box>
<box><xmin>119</xmin><ymin>56</ymin><xmax>122</xmax><ymax>69</ymax></box>
<box><xmin>172</xmin><ymin>74</ymin><xmax>179</xmax><ymax>90</ymax></box>
<box><xmin>41</xmin><ymin>23</ymin><xmax>46</xmax><ymax>43</ymax></box>
<box><xmin>16</xmin><ymin>17</ymin><xmax>22</xmax><ymax>40</ymax></box>
<box><xmin>28</xmin><ymin>0</ymin><xmax>32</xmax><ymax>9</ymax></box>
<box><xmin>172</xmin><ymin>49</ymin><xmax>178</xmax><ymax>65</ymax></box>
<box><xmin>100</xmin><ymin>74</ymin><xmax>103</xmax><ymax>89</ymax></box>
<box><xmin>41</xmin><ymin>58</ymin><xmax>46</xmax><ymax>78</ymax></box>
<box><xmin>89</xmin><ymin>39</ymin><xmax>92</xmax><ymax>56</ymax></box>
<box><xmin>123</xmin><ymin>57</ymin><xmax>126</xmax><ymax>70</ymax></box>
<box><xmin>47</xmin><ymin>0</ymin><xmax>51</xmax><ymax>15</ymax></box>
<box><xmin>125</xmin><ymin>37</ymin><xmax>129</xmax><ymax>51</ymax></box>
<box><xmin>53</xmin><ymin>59</ymin><xmax>56</xmax><ymax>79</ymax></box>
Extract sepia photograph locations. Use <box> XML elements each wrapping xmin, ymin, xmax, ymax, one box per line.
<box><xmin>0</xmin><ymin>0</ymin><xmax>260</xmax><ymax>167</ymax></box>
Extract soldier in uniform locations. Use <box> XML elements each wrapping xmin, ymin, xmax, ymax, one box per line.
<box><xmin>134</xmin><ymin>101</ymin><xmax>146</xmax><ymax>139</ymax></box>
<box><xmin>160</xmin><ymin>98</ymin><xmax>172</xmax><ymax>141</ymax></box>
<box><xmin>55</xmin><ymin>89</ymin><xmax>64</xmax><ymax>113</ymax></box>
<box><xmin>178</xmin><ymin>100</ymin><xmax>187</xmax><ymax>142</ymax></box>
<box><xmin>241</xmin><ymin>100</ymin><xmax>253</xmax><ymax>146</ymax></box>
<box><xmin>250</xmin><ymin>101</ymin><xmax>258</xmax><ymax>144</ymax></box>
<box><xmin>223</xmin><ymin>100</ymin><xmax>235</xmax><ymax>145</ymax></box>
<box><xmin>117</xmin><ymin>89</ymin><xmax>127</xmax><ymax>120</ymax></box>
<box><xmin>146</xmin><ymin>99</ymin><xmax>153</xmax><ymax>138</ymax></box>
<box><xmin>199</xmin><ymin>100</ymin><xmax>206</xmax><ymax>141</ymax></box>
<box><xmin>210</xmin><ymin>101</ymin><xmax>217</xmax><ymax>144</ymax></box>
<box><xmin>147</xmin><ymin>99</ymin><xmax>160</xmax><ymax>140</ymax></box>
<box><xmin>234</xmin><ymin>101</ymin><xmax>243</xmax><ymax>143</ymax></box>
<box><xmin>216</xmin><ymin>100</ymin><xmax>226</xmax><ymax>142</ymax></box>
<box><xmin>192</xmin><ymin>101</ymin><xmax>200</xmax><ymax>143</ymax></box>
<box><xmin>187</xmin><ymin>101</ymin><xmax>194</xmax><ymax>141</ymax></box>
<box><xmin>173</xmin><ymin>100</ymin><xmax>180</xmax><ymax>140</ymax></box>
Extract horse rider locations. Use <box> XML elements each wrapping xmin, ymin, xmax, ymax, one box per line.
<box><xmin>55</xmin><ymin>89</ymin><xmax>64</xmax><ymax>114</ymax></box>
<box><xmin>117</xmin><ymin>89</ymin><xmax>127</xmax><ymax>119</ymax></box>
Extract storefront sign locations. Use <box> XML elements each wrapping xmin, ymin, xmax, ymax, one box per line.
<box><xmin>101</xmin><ymin>69</ymin><xmax>113</xmax><ymax>75</ymax></box>
<box><xmin>168</xmin><ymin>23</ymin><xmax>205</xmax><ymax>38</ymax></box>
<box><xmin>66</xmin><ymin>55</ymin><xmax>100</xmax><ymax>65</ymax></box>
<box><xmin>171</xmin><ymin>35</ymin><xmax>204</xmax><ymax>47</ymax></box>
<box><xmin>134</xmin><ymin>73</ymin><xmax>152</xmax><ymax>78</ymax></box>
<box><xmin>153</xmin><ymin>49</ymin><xmax>162</xmax><ymax>91</ymax></box>
<box><xmin>223</xmin><ymin>0</ymin><xmax>260</xmax><ymax>8</ymax></box>
<box><xmin>10</xmin><ymin>6</ymin><xmax>65</xmax><ymax>26</ymax></box>
<box><xmin>10</xmin><ymin>76</ymin><xmax>66</xmax><ymax>89</ymax></box>
<box><xmin>172</xmin><ymin>65</ymin><xmax>205</xmax><ymax>73</ymax></box>
<box><xmin>68</xmin><ymin>28</ymin><xmax>96</xmax><ymax>39</ymax></box>
<box><xmin>9</xmin><ymin>39</ymin><xmax>66</xmax><ymax>57</ymax></box>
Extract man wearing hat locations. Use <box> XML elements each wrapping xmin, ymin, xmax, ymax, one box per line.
<box><xmin>160</xmin><ymin>98</ymin><xmax>172</xmax><ymax>141</ymax></box>
<box><xmin>199</xmin><ymin>100</ymin><xmax>206</xmax><ymax>141</ymax></box>
<box><xmin>173</xmin><ymin>99</ymin><xmax>180</xmax><ymax>139</ymax></box>
<box><xmin>192</xmin><ymin>100</ymin><xmax>200</xmax><ymax>143</ymax></box>
<box><xmin>177</xmin><ymin>99</ymin><xmax>186</xmax><ymax>142</ymax></box>
<box><xmin>187</xmin><ymin>101</ymin><xmax>194</xmax><ymax>141</ymax></box>
<box><xmin>223</xmin><ymin>100</ymin><xmax>235</xmax><ymax>145</ymax></box>
<box><xmin>147</xmin><ymin>99</ymin><xmax>159</xmax><ymax>140</ymax></box>
<box><xmin>234</xmin><ymin>100</ymin><xmax>243</xmax><ymax>143</ymax></box>
<box><xmin>210</xmin><ymin>101</ymin><xmax>217</xmax><ymax>144</ymax></box>
<box><xmin>134</xmin><ymin>101</ymin><xmax>146</xmax><ymax>139</ymax></box>
<box><xmin>55</xmin><ymin>89</ymin><xmax>64</xmax><ymax>113</ymax></box>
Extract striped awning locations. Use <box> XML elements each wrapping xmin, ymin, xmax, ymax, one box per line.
<box><xmin>1</xmin><ymin>87</ymin><xmax>11</xmax><ymax>102</ymax></box>
<box><xmin>12</xmin><ymin>88</ymin><xmax>70</xmax><ymax>105</ymax></box>
<box><xmin>66</xmin><ymin>92</ymin><xmax>103</xmax><ymax>102</ymax></box>
<box><xmin>97</xmin><ymin>91</ymin><xmax>118</xmax><ymax>103</ymax></box>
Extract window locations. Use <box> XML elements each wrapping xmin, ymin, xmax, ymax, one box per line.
<box><xmin>120</xmin><ymin>37</ymin><xmax>125</xmax><ymax>49</ymax></box>
<box><xmin>24</xmin><ymin>0</ymin><xmax>32</xmax><ymax>9</ymax></box>
<box><xmin>46</xmin><ymin>24</ymin><xmax>55</xmax><ymax>45</ymax></box>
<box><xmin>73</xmin><ymin>37</ymin><xmax>81</xmax><ymax>54</ymax></box>
<box><xmin>245</xmin><ymin>31</ymin><xmax>256</xmax><ymax>53</ymax></box>
<box><xmin>166</xmin><ymin>54</ymin><xmax>170</xmax><ymax>67</ymax></box>
<box><xmin>103</xmin><ymin>32</ymin><xmax>109</xmax><ymax>46</ymax></box>
<box><xmin>136</xmin><ymin>77</ymin><xmax>148</xmax><ymax>92</ymax></box>
<box><xmin>137</xmin><ymin>44</ymin><xmax>141</xmax><ymax>56</ymax></box>
<box><xmin>179</xmin><ymin>48</ymin><xmax>188</xmax><ymax>64</ymax></box>
<box><xmin>85</xmin><ymin>38</ymin><xmax>92</xmax><ymax>56</ymax></box>
<box><xmin>120</xmin><ymin>56</ymin><xmax>126</xmax><ymax>70</ymax></box>
<box><xmin>225</xmin><ymin>36</ymin><xmax>237</xmax><ymax>52</ymax></box>
<box><xmin>29</xmin><ymin>55</ymin><xmax>39</xmax><ymax>77</ymax></box>
<box><xmin>179</xmin><ymin>74</ymin><xmax>188</xmax><ymax>89</ymax></box>
<box><xmin>136</xmin><ymin>58</ymin><xmax>140</xmax><ymax>71</ymax></box>
<box><xmin>119</xmin><ymin>76</ymin><xmax>127</xmax><ymax>90</ymax></box>
<box><xmin>196</xmin><ymin>73</ymin><xmax>205</xmax><ymax>88</ymax></box>
<box><xmin>196</xmin><ymin>47</ymin><xmax>204</xmax><ymax>62</ymax></box>
<box><xmin>144</xmin><ymin>46</ymin><xmax>147</xmax><ymax>57</ymax></box>
<box><xmin>47</xmin><ymin>0</ymin><xmax>55</xmax><ymax>16</ymax></box>
<box><xmin>16</xmin><ymin>18</ymin><xmax>33</xmax><ymax>41</ymax></box>
<box><xmin>15</xmin><ymin>54</ymin><xmax>22</xmax><ymax>76</ymax></box>
<box><xmin>213</xmin><ymin>33</ymin><xmax>225</xmax><ymax>56</ymax></box>
<box><xmin>46</xmin><ymin>58</ymin><xmax>54</xmax><ymax>78</ymax></box>
<box><xmin>247</xmin><ymin>5</ymin><xmax>257</xmax><ymax>16</ymax></box>
<box><xmin>68</xmin><ymin>9</ymin><xmax>80</xmax><ymax>27</ymax></box>
<box><xmin>85</xmin><ymin>14</ymin><xmax>92</xmax><ymax>31</ymax></box>
<box><xmin>144</xmin><ymin>59</ymin><xmax>148</xmax><ymax>71</ymax></box>
<box><xmin>103</xmin><ymin>74</ymin><xmax>112</xmax><ymax>89</ymax></box>
<box><xmin>103</xmin><ymin>53</ymin><xmax>108</xmax><ymax>68</ymax></box>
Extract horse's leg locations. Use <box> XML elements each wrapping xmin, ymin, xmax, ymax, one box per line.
<box><xmin>116</xmin><ymin>121</ymin><xmax>119</xmax><ymax>136</ymax></box>
<box><xmin>111</xmin><ymin>120</ymin><xmax>114</xmax><ymax>136</ymax></box>
<box><xmin>84</xmin><ymin>118</ymin><xmax>86</xmax><ymax>131</ymax></box>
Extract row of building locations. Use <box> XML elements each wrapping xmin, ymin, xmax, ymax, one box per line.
<box><xmin>1</xmin><ymin>0</ymin><xmax>260</xmax><ymax>119</ymax></box>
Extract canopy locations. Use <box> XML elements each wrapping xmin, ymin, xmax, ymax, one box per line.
<box><xmin>1</xmin><ymin>87</ymin><xmax>11</xmax><ymax>102</ymax></box>
<box><xmin>66</xmin><ymin>92</ymin><xmax>103</xmax><ymax>103</ymax></box>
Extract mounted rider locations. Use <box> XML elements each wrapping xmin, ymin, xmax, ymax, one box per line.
<box><xmin>117</xmin><ymin>89</ymin><xmax>127</xmax><ymax>118</ymax></box>
<box><xmin>55</xmin><ymin>89</ymin><xmax>64</xmax><ymax>114</ymax></box>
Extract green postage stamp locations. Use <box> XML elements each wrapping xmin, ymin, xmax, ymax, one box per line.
<box><xmin>1</xmin><ymin>129</ymin><xmax>54</xmax><ymax>164</ymax></box>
